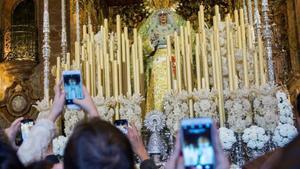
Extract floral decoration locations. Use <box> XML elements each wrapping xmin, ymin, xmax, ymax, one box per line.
<box><xmin>93</xmin><ymin>96</ymin><xmax>115</xmax><ymax>122</ymax></box>
<box><xmin>225</xmin><ymin>89</ymin><xmax>252</xmax><ymax>132</ymax></box>
<box><xmin>193</xmin><ymin>89</ymin><xmax>219</xmax><ymax>123</ymax></box>
<box><xmin>273</xmin><ymin>123</ymin><xmax>298</xmax><ymax>147</ymax></box>
<box><xmin>163</xmin><ymin>91</ymin><xmax>189</xmax><ymax>135</ymax></box>
<box><xmin>119</xmin><ymin>93</ymin><xmax>144</xmax><ymax>131</ymax></box>
<box><xmin>64</xmin><ymin>109</ymin><xmax>85</xmax><ymax>136</ymax></box>
<box><xmin>242</xmin><ymin>125</ymin><xmax>270</xmax><ymax>150</ymax></box>
<box><xmin>219</xmin><ymin>127</ymin><xmax>236</xmax><ymax>150</ymax></box>
<box><xmin>253</xmin><ymin>83</ymin><xmax>278</xmax><ymax>131</ymax></box>
<box><xmin>230</xmin><ymin>164</ymin><xmax>241</xmax><ymax>169</ymax></box>
<box><xmin>52</xmin><ymin>135</ymin><xmax>68</xmax><ymax>156</ymax></box>
<box><xmin>276</xmin><ymin>91</ymin><xmax>294</xmax><ymax>125</ymax></box>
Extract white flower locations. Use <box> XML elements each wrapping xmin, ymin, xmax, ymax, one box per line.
<box><xmin>273</xmin><ymin>124</ymin><xmax>298</xmax><ymax>147</ymax></box>
<box><xmin>219</xmin><ymin>127</ymin><xmax>236</xmax><ymax>150</ymax></box>
<box><xmin>164</xmin><ymin>91</ymin><xmax>189</xmax><ymax>135</ymax></box>
<box><xmin>253</xmin><ymin>92</ymin><xmax>278</xmax><ymax>131</ymax></box>
<box><xmin>276</xmin><ymin>91</ymin><xmax>295</xmax><ymax>127</ymax></box>
<box><xmin>226</xmin><ymin>92</ymin><xmax>252</xmax><ymax>132</ymax></box>
<box><xmin>52</xmin><ymin>136</ymin><xmax>68</xmax><ymax>156</ymax></box>
<box><xmin>119</xmin><ymin>94</ymin><xmax>144</xmax><ymax>131</ymax></box>
<box><xmin>199</xmin><ymin>100</ymin><xmax>210</xmax><ymax>111</ymax></box>
<box><xmin>64</xmin><ymin>110</ymin><xmax>85</xmax><ymax>136</ymax></box>
<box><xmin>230</xmin><ymin>164</ymin><xmax>241</xmax><ymax>169</ymax></box>
<box><xmin>242</xmin><ymin>126</ymin><xmax>269</xmax><ymax>149</ymax></box>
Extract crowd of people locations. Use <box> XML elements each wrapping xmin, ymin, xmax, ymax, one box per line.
<box><xmin>0</xmin><ymin>82</ymin><xmax>299</xmax><ymax>169</ymax></box>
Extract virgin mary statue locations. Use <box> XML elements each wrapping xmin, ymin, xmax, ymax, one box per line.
<box><xmin>138</xmin><ymin>9</ymin><xmax>185</xmax><ymax>112</ymax></box>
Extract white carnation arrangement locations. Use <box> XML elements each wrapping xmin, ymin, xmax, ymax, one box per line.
<box><xmin>272</xmin><ymin>91</ymin><xmax>298</xmax><ymax>147</ymax></box>
<box><xmin>273</xmin><ymin>123</ymin><xmax>298</xmax><ymax>147</ymax></box>
<box><xmin>253</xmin><ymin>83</ymin><xmax>278</xmax><ymax>131</ymax></box>
<box><xmin>193</xmin><ymin>89</ymin><xmax>219</xmax><ymax>123</ymax></box>
<box><xmin>93</xmin><ymin>96</ymin><xmax>115</xmax><ymax>122</ymax></box>
<box><xmin>119</xmin><ymin>93</ymin><xmax>144</xmax><ymax>131</ymax></box>
<box><xmin>219</xmin><ymin>127</ymin><xmax>237</xmax><ymax>150</ymax></box>
<box><xmin>64</xmin><ymin>109</ymin><xmax>85</xmax><ymax>136</ymax></box>
<box><xmin>52</xmin><ymin>135</ymin><xmax>68</xmax><ymax>156</ymax></box>
<box><xmin>242</xmin><ymin>125</ymin><xmax>270</xmax><ymax>150</ymax></box>
<box><xmin>225</xmin><ymin>89</ymin><xmax>252</xmax><ymax>132</ymax></box>
<box><xmin>276</xmin><ymin>91</ymin><xmax>294</xmax><ymax>125</ymax></box>
<box><xmin>230</xmin><ymin>164</ymin><xmax>241</xmax><ymax>169</ymax></box>
<box><xmin>163</xmin><ymin>91</ymin><xmax>189</xmax><ymax>135</ymax></box>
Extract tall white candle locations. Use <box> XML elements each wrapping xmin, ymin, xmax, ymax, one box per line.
<box><xmin>174</xmin><ymin>32</ymin><xmax>182</xmax><ymax>92</ymax></box>
<box><xmin>167</xmin><ymin>36</ymin><xmax>172</xmax><ymax>91</ymax></box>
<box><xmin>195</xmin><ymin>34</ymin><xmax>201</xmax><ymax>90</ymax></box>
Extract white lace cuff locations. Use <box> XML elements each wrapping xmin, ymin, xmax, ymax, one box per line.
<box><xmin>17</xmin><ymin>119</ymin><xmax>56</xmax><ymax>166</ymax></box>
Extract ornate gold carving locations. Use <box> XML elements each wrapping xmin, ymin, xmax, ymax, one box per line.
<box><xmin>11</xmin><ymin>95</ymin><xmax>27</xmax><ymax>113</ymax></box>
<box><xmin>4</xmin><ymin>31</ymin><xmax>11</xmax><ymax>59</ymax></box>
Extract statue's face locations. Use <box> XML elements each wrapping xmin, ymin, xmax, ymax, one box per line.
<box><xmin>159</xmin><ymin>13</ymin><xmax>167</xmax><ymax>25</ymax></box>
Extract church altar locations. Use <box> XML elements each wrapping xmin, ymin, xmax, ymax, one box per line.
<box><xmin>35</xmin><ymin>0</ymin><xmax>298</xmax><ymax>168</ymax></box>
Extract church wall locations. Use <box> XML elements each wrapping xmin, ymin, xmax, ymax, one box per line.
<box><xmin>286</xmin><ymin>0</ymin><xmax>300</xmax><ymax>105</ymax></box>
<box><xmin>0</xmin><ymin>0</ymin><xmax>63</xmax><ymax>127</ymax></box>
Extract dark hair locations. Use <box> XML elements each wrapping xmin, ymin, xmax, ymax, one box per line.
<box><xmin>272</xmin><ymin>134</ymin><xmax>300</xmax><ymax>169</ymax></box>
<box><xmin>44</xmin><ymin>154</ymin><xmax>60</xmax><ymax>165</ymax></box>
<box><xmin>63</xmin><ymin>118</ymin><xmax>134</xmax><ymax>169</ymax></box>
<box><xmin>0</xmin><ymin>141</ymin><xmax>25</xmax><ymax>169</ymax></box>
<box><xmin>26</xmin><ymin>160</ymin><xmax>53</xmax><ymax>169</ymax></box>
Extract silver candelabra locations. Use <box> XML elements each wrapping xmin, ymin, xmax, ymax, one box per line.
<box><xmin>43</xmin><ymin>0</ymin><xmax>50</xmax><ymax>106</ymax></box>
<box><xmin>262</xmin><ymin>0</ymin><xmax>275</xmax><ymax>82</ymax></box>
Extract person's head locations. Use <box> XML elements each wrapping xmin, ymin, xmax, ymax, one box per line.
<box><xmin>26</xmin><ymin>160</ymin><xmax>53</xmax><ymax>169</ymax></box>
<box><xmin>0</xmin><ymin>141</ymin><xmax>25</xmax><ymax>169</ymax></box>
<box><xmin>159</xmin><ymin>11</ymin><xmax>168</xmax><ymax>25</ymax></box>
<box><xmin>64</xmin><ymin>117</ymin><xmax>134</xmax><ymax>169</ymax></box>
<box><xmin>272</xmin><ymin>134</ymin><xmax>300</xmax><ymax>169</ymax></box>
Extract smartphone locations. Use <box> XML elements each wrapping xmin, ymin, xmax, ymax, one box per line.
<box><xmin>114</xmin><ymin>119</ymin><xmax>128</xmax><ymax>134</ymax></box>
<box><xmin>20</xmin><ymin>119</ymin><xmax>34</xmax><ymax>142</ymax></box>
<box><xmin>63</xmin><ymin>70</ymin><xmax>84</xmax><ymax>110</ymax></box>
<box><xmin>181</xmin><ymin>118</ymin><xmax>215</xmax><ymax>169</ymax></box>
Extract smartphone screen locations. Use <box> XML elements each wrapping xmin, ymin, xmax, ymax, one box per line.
<box><xmin>181</xmin><ymin>118</ymin><xmax>215</xmax><ymax>169</ymax></box>
<box><xmin>114</xmin><ymin>119</ymin><xmax>128</xmax><ymax>134</ymax></box>
<box><xmin>21</xmin><ymin>119</ymin><xmax>34</xmax><ymax>142</ymax></box>
<box><xmin>63</xmin><ymin>70</ymin><xmax>83</xmax><ymax>108</ymax></box>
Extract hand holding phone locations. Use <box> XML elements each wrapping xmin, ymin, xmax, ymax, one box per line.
<box><xmin>20</xmin><ymin>119</ymin><xmax>34</xmax><ymax>142</ymax></box>
<box><xmin>63</xmin><ymin>70</ymin><xmax>84</xmax><ymax>110</ymax></box>
<box><xmin>114</xmin><ymin>119</ymin><xmax>128</xmax><ymax>134</ymax></box>
<box><xmin>181</xmin><ymin>118</ymin><xmax>215</xmax><ymax>169</ymax></box>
